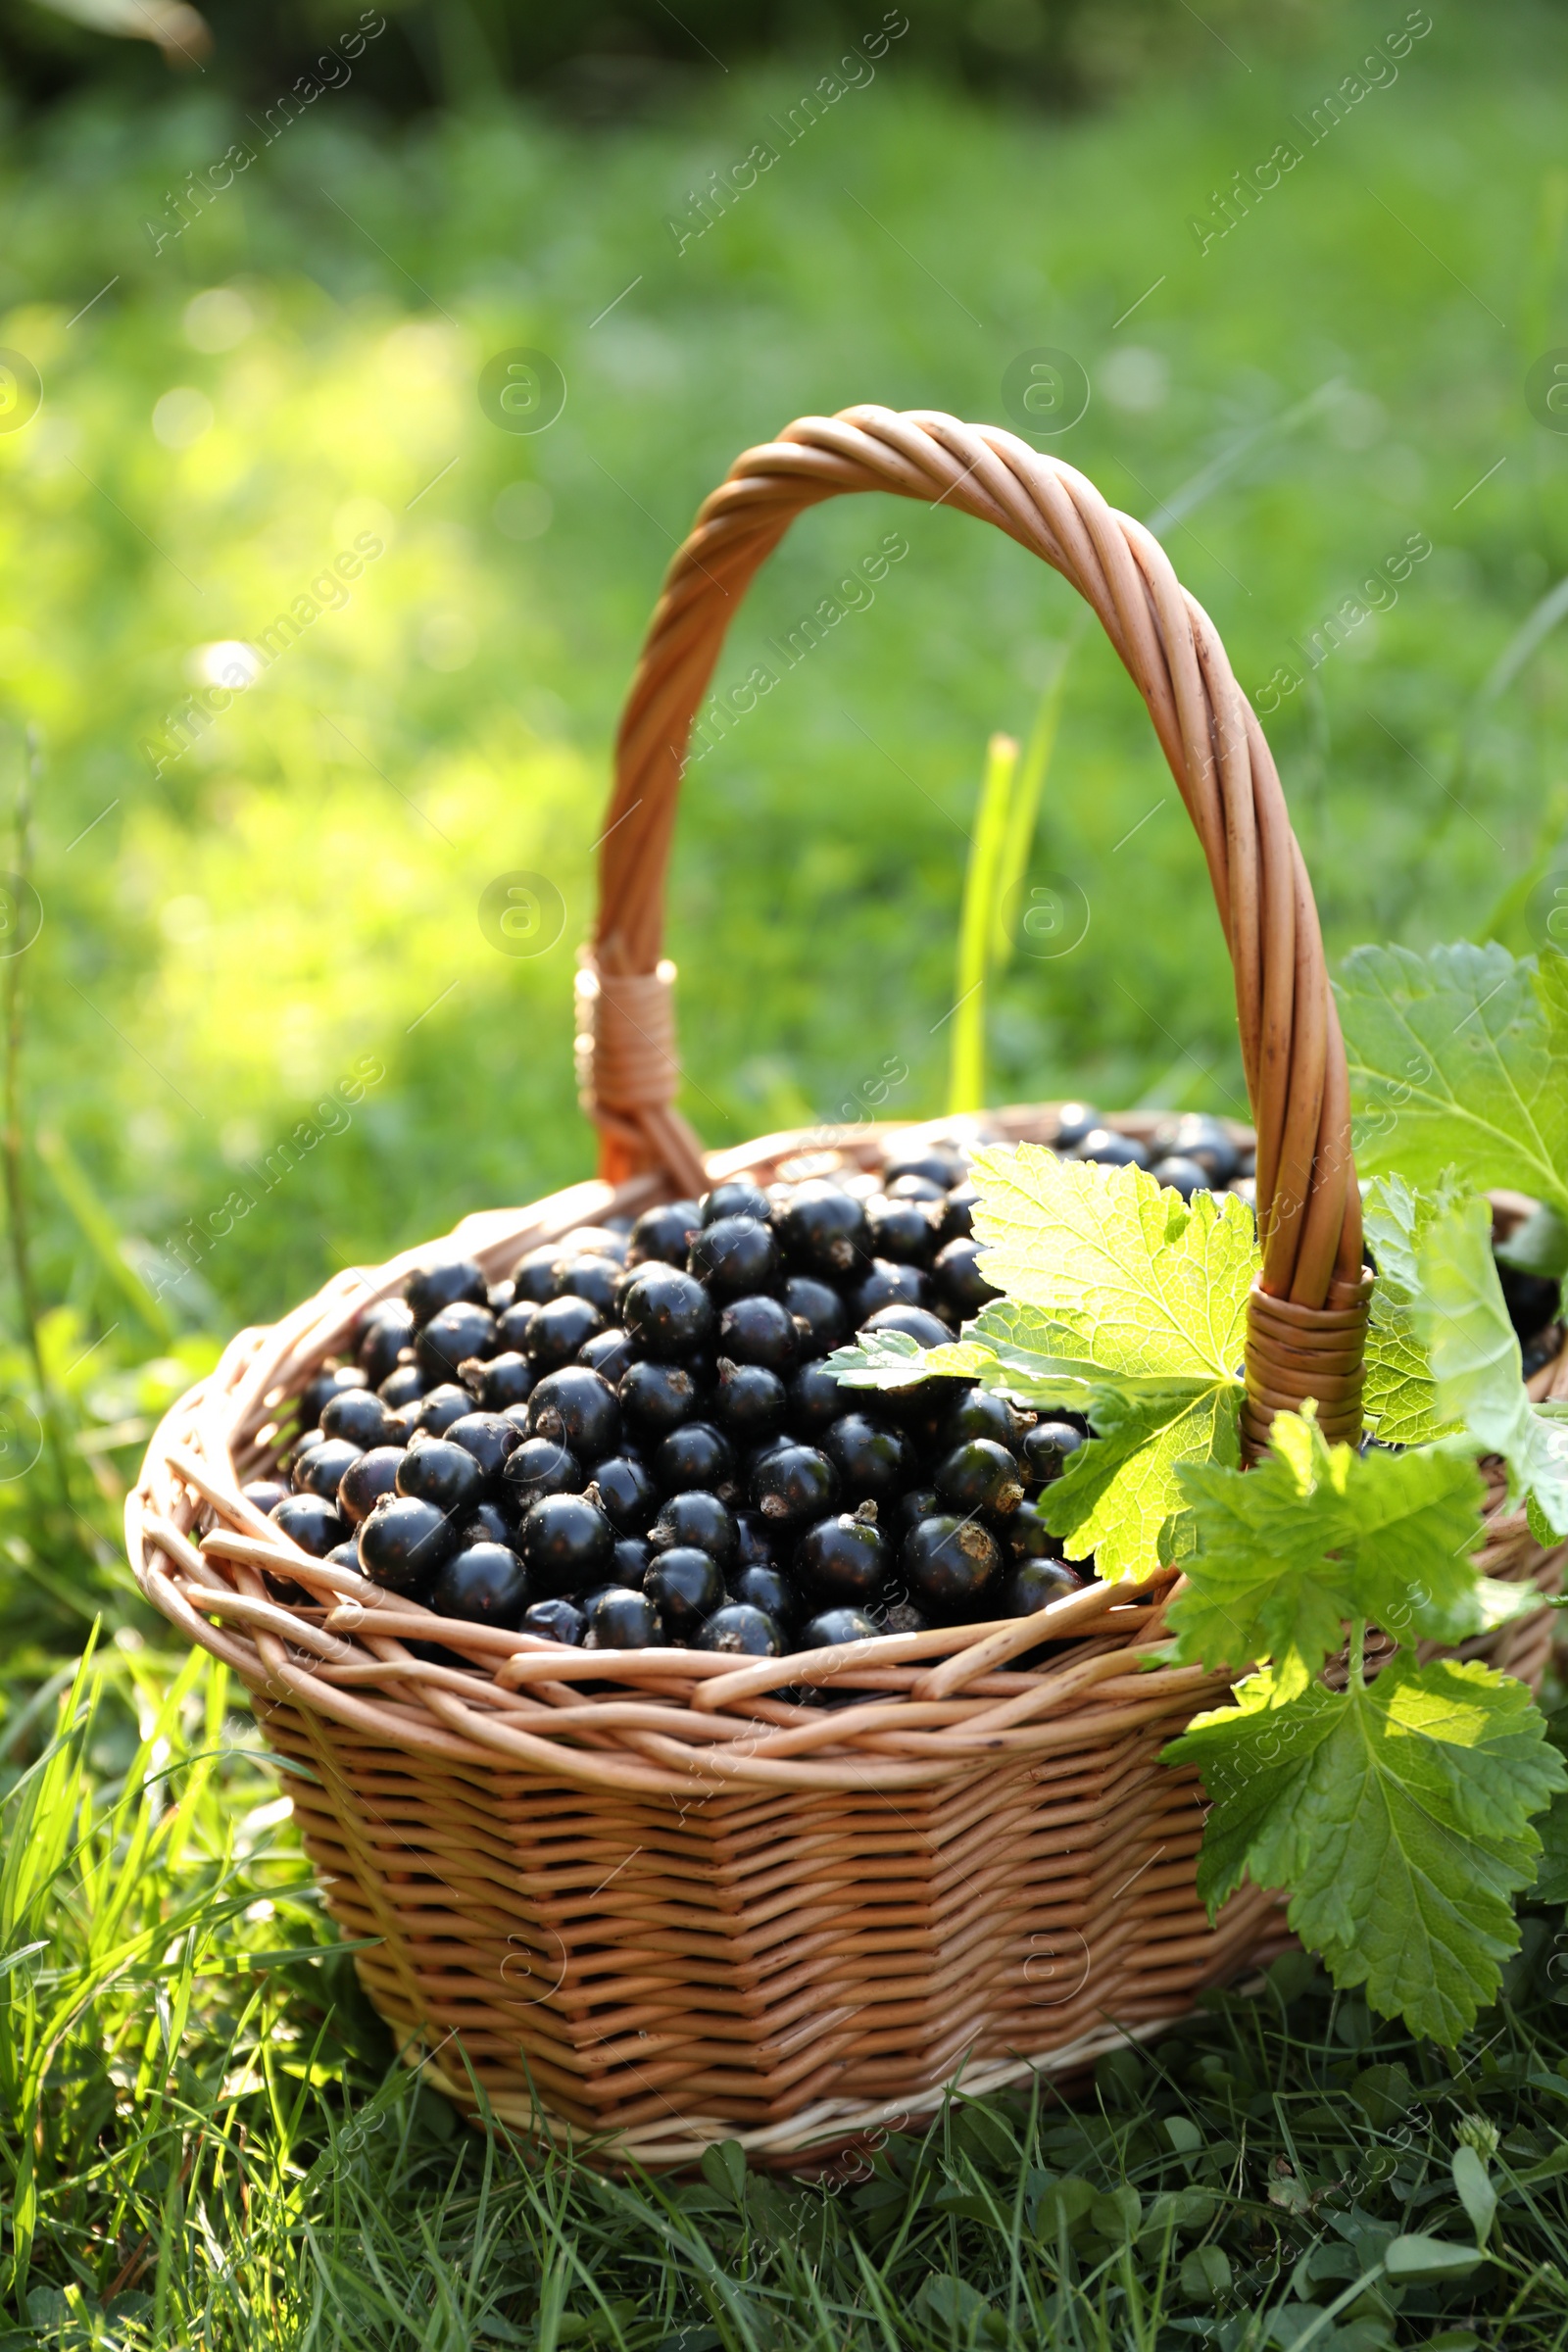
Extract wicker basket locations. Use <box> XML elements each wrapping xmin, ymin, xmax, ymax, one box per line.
<box><xmin>128</xmin><ymin>409</ymin><xmax>1565</xmax><ymax>2168</ymax></box>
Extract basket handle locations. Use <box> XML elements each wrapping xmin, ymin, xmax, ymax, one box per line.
<box><xmin>583</xmin><ymin>406</ymin><xmax>1369</xmax><ymax>1448</ymax></box>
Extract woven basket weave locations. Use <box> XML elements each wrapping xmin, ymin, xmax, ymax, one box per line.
<box><xmin>128</xmin><ymin>409</ymin><xmax>1565</xmax><ymax>2167</ymax></box>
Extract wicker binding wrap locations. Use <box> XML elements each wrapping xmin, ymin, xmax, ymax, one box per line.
<box><xmin>129</xmin><ymin>410</ymin><xmax>1565</xmax><ymax>2167</ymax></box>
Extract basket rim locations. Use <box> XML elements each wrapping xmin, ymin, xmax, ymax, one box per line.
<box><xmin>127</xmin><ymin>1104</ymin><xmax>1561</xmax><ymax>1799</ymax></box>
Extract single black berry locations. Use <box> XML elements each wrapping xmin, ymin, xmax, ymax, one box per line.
<box><xmin>512</xmin><ymin>1245</ymin><xmax>562</xmax><ymax>1305</ymax></box>
<box><xmin>584</xmin><ymin>1588</ymin><xmax>663</xmax><ymax>1649</ymax></box>
<box><xmin>550</xmin><ymin>1253</ymin><xmax>621</xmax><ymax>1315</ymax></box>
<box><xmin>797</xmin><ymin>1605</ymin><xmax>878</xmax><ymax>1650</ymax></box>
<box><xmin>1067</xmin><ymin>1127</ymin><xmax>1152</xmax><ymax>1170</ymax></box>
<box><xmin>1022</xmin><ymin>1421</ymin><xmax>1086</xmax><ymax>1484</ymax></box>
<box><xmin>897</xmin><ymin>1486</ymin><xmax>939</xmax><ymax>1533</ymax></box>
<box><xmin>561</xmin><ymin>1223</ymin><xmax>628</xmax><ymax>1261</ymax></box>
<box><xmin>579</xmin><ymin>1328</ymin><xmax>637</xmax><ymax>1387</ymax></box>
<box><xmin>903</xmin><ymin>1514</ymin><xmax>1002</xmax><ymax>1612</ymax></box>
<box><xmin>504</xmin><ymin>1438</ymin><xmax>584</xmax><ymax>1503</ymax></box>
<box><xmin>689</xmin><ymin>1215</ymin><xmax>780</xmax><ymax>1298</ymax></box>
<box><xmin>243</xmin><ymin>1478</ymin><xmax>290</xmax><ymax>1517</ymax></box>
<box><xmin>434</xmin><ymin>1542</ymin><xmax>528</xmax><ymax>1627</ymax></box>
<box><xmin>396</xmin><ymin>1439</ymin><xmax>483</xmax><ymax>1515</ymax></box>
<box><xmin>488</xmin><ymin>1278</ymin><xmax>516</xmax><ymax>1313</ymax></box>
<box><xmin>464</xmin><ymin>1500</ymin><xmax>517</xmax><ymax>1548</ymax></box>
<box><xmin>1149</xmin><ymin>1156</ymin><xmax>1210</xmax><ymax>1201</ymax></box>
<box><xmin>414</xmin><ymin>1384</ymin><xmax>474</xmax><ymax>1438</ymax></box>
<box><xmin>865</xmin><ymin>1196</ymin><xmax>937</xmax><ymax>1267</ymax></box>
<box><xmin>935</xmin><ymin>1184</ymin><xmax>978</xmax><ymax>1247</ymax></box>
<box><xmin>522</xmin><ymin>1493</ymin><xmax>612</xmax><ymax>1594</ymax></box>
<box><xmin>1051</xmin><ymin>1102</ymin><xmax>1101</xmax><ymax>1151</ymax></box>
<box><xmin>497</xmin><ymin>1298</ymin><xmax>539</xmax><ymax>1351</ymax></box>
<box><xmin>620</xmin><ymin>1265</ymin><xmax>714</xmax><ymax>1359</ymax></box>
<box><xmin>936</xmin><ymin>1439</ymin><xmax>1024</xmax><ymax>1517</ymax></box>
<box><xmin>712</xmin><ymin>1359</ymin><xmax>785</xmax><ymax>1442</ymax></box>
<box><xmin>1006</xmin><ymin>1499</ymin><xmax>1064</xmax><ymax>1561</ymax></box>
<box><xmin>718</xmin><ymin>1293</ymin><xmax>798</xmax><ymax>1371</ymax></box>
<box><xmin>752</xmin><ymin>1443</ymin><xmax>839</xmax><ymax>1523</ymax></box>
<box><xmin>858</xmin><ymin>1303</ymin><xmax>951</xmax><ymax>1348</ymax></box>
<box><xmin>357</xmin><ymin>1494</ymin><xmax>455</xmax><ymax>1593</ymax></box>
<box><xmin>416</xmin><ymin>1300</ymin><xmax>497</xmax><ymax>1384</ymax></box>
<box><xmin>798</xmin><ymin>1511</ymin><xmax>886</xmax><ymax>1601</ymax></box>
<box><xmin>730</xmin><ymin>1562</ymin><xmax>797</xmax><ymax>1625</ymax></box>
<box><xmin>645</xmin><ymin>1546</ymin><xmax>722</xmax><ymax>1633</ymax></box>
<box><xmin>522</xmin><ymin>1596</ymin><xmax>584</xmax><ymax>1644</ymax></box>
<box><xmin>733</xmin><ymin>1510</ymin><xmax>778</xmax><ymax>1569</ymax></box>
<box><xmin>885</xmin><ymin>1145</ymin><xmax>967</xmax><ymax>1191</ymax></box>
<box><xmin>887</xmin><ymin>1174</ymin><xmax>944</xmax><ymax>1203</ymax></box>
<box><xmin>377</xmin><ymin>1362</ymin><xmax>426</xmax><ymax>1411</ymax></box>
<box><xmin>590</xmin><ymin>1454</ymin><xmax>658</xmax><ymax>1535</ymax></box>
<box><xmin>1004</xmin><ymin>1559</ymin><xmax>1083</xmax><ymax>1615</ymax></box>
<box><xmin>609</xmin><ymin>1536</ymin><xmax>652</xmax><ymax>1588</ymax></box>
<box><xmin>1153</xmin><ymin>1111</ymin><xmax>1240</xmax><ymax>1186</ymax></box>
<box><xmin>941</xmin><ymin>1390</ymin><xmax>1029</xmax><ymax>1451</ymax></box>
<box><xmin>782</xmin><ymin>1276</ymin><xmax>850</xmax><ymax>1358</ymax></box>
<box><xmin>270</xmin><ymin>1493</ymin><xmax>349</xmax><ymax>1559</ymax></box>
<box><xmin>880</xmin><ymin>1597</ymin><xmax>931</xmax><ymax>1637</ymax></box>
<box><xmin>931</xmin><ymin>1238</ymin><xmax>1001</xmax><ymax>1319</ymax></box>
<box><xmin>327</xmin><ymin>1541</ymin><xmax>361</xmax><ymax>1570</ymax></box>
<box><xmin>293</xmin><ymin>1437</ymin><xmax>363</xmax><ymax>1500</ymax></box>
<box><xmin>338</xmin><ymin>1446</ymin><xmax>404</xmax><ymax>1525</ymax></box>
<box><xmin>786</xmin><ymin>1359</ymin><xmax>845</xmax><ymax>1437</ymax></box>
<box><xmin>651</xmin><ymin>1490</ymin><xmax>737</xmax><ymax>1568</ymax></box>
<box><xmin>851</xmin><ymin>1260</ymin><xmax>931</xmax><ymax>1326</ymax></box>
<box><xmin>299</xmin><ymin>1364</ymin><xmax>367</xmax><ymax>1431</ymax></box>
<box><xmin>822</xmin><ymin>1413</ymin><xmax>909</xmax><ymax>1503</ymax></box>
<box><xmin>776</xmin><ymin>1184</ymin><xmax>868</xmax><ymax>1279</ymax></box>
<box><xmin>461</xmin><ymin>1350</ymin><xmax>534</xmax><ymax>1411</ymax></box>
<box><xmin>358</xmin><ymin>1299</ymin><xmax>416</xmax><ymax>1387</ymax></box>
<box><xmin>527</xmin><ymin>1296</ymin><xmax>605</xmax><ymax>1371</ymax></box>
<box><xmin>405</xmin><ymin>1255</ymin><xmax>488</xmax><ymax>1326</ymax></box>
<box><xmin>701</xmin><ymin>1180</ymin><xmax>772</xmax><ymax>1225</ymax></box>
<box><xmin>698</xmin><ymin>1603</ymin><xmax>782</xmax><ymax>1656</ymax></box>
<box><xmin>655</xmin><ymin>1420</ymin><xmax>735</xmax><ymax>1494</ymax></box>
<box><xmin>619</xmin><ymin>1358</ymin><xmax>699</xmax><ymax>1438</ymax></box>
<box><xmin>626</xmin><ymin>1200</ymin><xmax>702</xmax><ymax>1267</ymax></box>
<box><xmin>526</xmin><ymin>1365</ymin><xmax>621</xmax><ymax>1462</ymax></box>
<box><xmin>444</xmin><ymin>1411</ymin><xmax>520</xmax><ymax>1487</ymax></box>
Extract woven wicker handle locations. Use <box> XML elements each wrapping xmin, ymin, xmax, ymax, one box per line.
<box><xmin>583</xmin><ymin>405</ymin><xmax>1370</xmax><ymax>1448</ymax></box>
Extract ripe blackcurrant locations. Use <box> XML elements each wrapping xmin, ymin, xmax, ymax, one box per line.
<box><xmin>357</xmin><ymin>1494</ymin><xmax>455</xmax><ymax>1593</ymax></box>
<box><xmin>550</xmin><ymin>1253</ymin><xmax>621</xmax><ymax>1315</ymax></box>
<box><xmin>701</xmin><ymin>1181</ymin><xmax>772</xmax><ymax>1225</ymax></box>
<box><xmin>903</xmin><ymin>1513</ymin><xmax>1002</xmax><ymax>1611</ymax></box>
<box><xmin>377</xmin><ymin>1363</ymin><xmax>426</xmax><ymax>1411</ymax></box>
<box><xmin>434</xmin><ymin>1542</ymin><xmax>529</xmax><ymax>1627</ymax></box>
<box><xmin>797</xmin><ymin>1511</ymin><xmax>887</xmax><ymax>1601</ymax></box>
<box><xmin>775</xmin><ymin>1184</ymin><xmax>868</xmax><ymax>1279</ymax></box>
<box><xmin>650</xmin><ymin>1490</ymin><xmax>737</xmax><ymax>1568</ymax></box>
<box><xmin>822</xmin><ymin>1413</ymin><xmax>909</xmax><ymax>1503</ymax></box>
<box><xmin>655</xmin><ymin>1420</ymin><xmax>736</xmax><ymax>1494</ymax></box>
<box><xmin>404</xmin><ymin>1256</ymin><xmax>488</xmax><ymax>1325</ymax></box>
<box><xmin>713</xmin><ymin>1359</ymin><xmax>786</xmax><ymax>1441</ymax></box>
<box><xmin>1022</xmin><ymin>1421</ymin><xmax>1086</xmax><ymax>1484</ymax></box>
<box><xmin>579</xmin><ymin>1328</ymin><xmax>636</xmax><ymax>1387</ymax></box>
<box><xmin>782</xmin><ymin>1276</ymin><xmax>850</xmax><ymax>1358</ymax></box>
<box><xmin>689</xmin><ymin>1214</ymin><xmax>780</xmax><ymax>1298</ymax></box>
<box><xmin>697</xmin><ymin>1603</ymin><xmax>782</xmax><ymax>1656</ymax></box>
<box><xmin>1004</xmin><ymin>1559</ymin><xmax>1083</xmax><ymax>1615</ymax></box>
<box><xmin>270</xmin><ymin>1494</ymin><xmax>349</xmax><ymax>1559</ymax></box>
<box><xmin>357</xmin><ymin>1299</ymin><xmax>416</xmax><ymax>1387</ymax></box>
<box><xmin>413</xmin><ymin>1384</ymin><xmax>475</xmax><ymax>1438</ymax></box>
<box><xmin>337</xmin><ymin>1446</ymin><xmax>404</xmax><ymax>1525</ymax></box>
<box><xmin>504</xmin><ymin>1438</ymin><xmax>584</xmax><ymax>1503</ymax></box>
<box><xmin>589</xmin><ymin>1453</ymin><xmax>658</xmax><ymax>1535</ymax></box>
<box><xmin>729</xmin><ymin>1562</ymin><xmax>797</xmax><ymax>1625</ymax></box>
<box><xmin>416</xmin><ymin>1301</ymin><xmax>498</xmax><ymax>1384</ymax></box>
<box><xmin>293</xmin><ymin>1438</ymin><xmax>363</xmax><ymax>1500</ymax></box>
<box><xmin>620</xmin><ymin>1265</ymin><xmax>714</xmax><ymax>1359</ymax></box>
<box><xmin>522</xmin><ymin>1596</ymin><xmax>584</xmax><ymax>1644</ymax></box>
<box><xmin>461</xmin><ymin>1351</ymin><xmax>535</xmax><ymax>1411</ymax></box>
<box><xmin>797</xmin><ymin>1605</ymin><xmax>879</xmax><ymax>1650</ymax></box>
<box><xmin>752</xmin><ymin>1443</ymin><xmax>839</xmax><ymax>1523</ymax></box>
<box><xmin>717</xmin><ymin>1293</ymin><xmax>798</xmax><ymax>1370</ymax></box>
<box><xmin>935</xmin><ymin>1439</ymin><xmax>1024</xmax><ymax>1517</ymax></box>
<box><xmin>931</xmin><ymin>1238</ymin><xmax>1001</xmax><ymax>1318</ymax></box>
<box><xmin>526</xmin><ymin>1366</ymin><xmax>621</xmax><ymax>1462</ymax></box>
<box><xmin>619</xmin><ymin>1358</ymin><xmax>699</xmax><ymax>1437</ymax></box>
<box><xmin>522</xmin><ymin>1493</ymin><xmax>612</xmax><ymax>1594</ymax></box>
<box><xmin>626</xmin><ymin>1200</ymin><xmax>702</xmax><ymax>1267</ymax></box>
<box><xmin>865</xmin><ymin>1196</ymin><xmax>937</xmax><ymax>1267</ymax></box>
<box><xmin>646</xmin><ymin>1545</ymin><xmax>724</xmax><ymax>1633</ymax></box>
<box><xmin>396</xmin><ymin>1439</ymin><xmax>484</xmax><ymax>1516</ymax></box>
<box><xmin>526</xmin><ymin>1296</ymin><xmax>606</xmax><ymax>1371</ymax></box>
<box><xmin>584</xmin><ymin>1588</ymin><xmax>663</xmax><ymax>1648</ymax></box>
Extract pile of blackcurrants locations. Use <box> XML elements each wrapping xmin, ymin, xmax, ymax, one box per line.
<box><xmin>248</xmin><ymin>1110</ymin><xmax>1253</xmax><ymax>1664</ymax></box>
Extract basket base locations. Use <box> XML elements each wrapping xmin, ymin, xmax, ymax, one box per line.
<box><xmin>394</xmin><ymin>1880</ymin><xmax>1280</xmax><ymax>2174</ymax></box>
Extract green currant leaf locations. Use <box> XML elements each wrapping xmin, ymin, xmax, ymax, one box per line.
<box><xmin>1167</xmin><ymin>1411</ymin><xmax>1487</xmax><ymax>1700</ymax></box>
<box><xmin>1166</xmin><ymin>1654</ymin><xmax>1568</xmax><ymax>2044</ymax></box>
<box><xmin>1413</xmin><ymin>1194</ymin><xmax>1568</xmax><ymax>1536</ymax></box>
<box><xmin>1361</xmin><ymin>1173</ymin><xmax>1466</xmax><ymax>1447</ymax></box>
<box><xmin>831</xmin><ymin>1147</ymin><xmax>1258</xmax><ymax>1580</ymax></box>
<box><xmin>1338</xmin><ymin>942</ymin><xmax>1568</xmax><ymax>1219</ymax></box>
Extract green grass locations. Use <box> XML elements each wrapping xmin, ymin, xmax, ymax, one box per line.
<box><xmin>9</xmin><ymin>1</ymin><xmax>1568</xmax><ymax>2338</ymax></box>
<box><xmin>10</xmin><ymin>1648</ymin><xmax>1568</xmax><ymax>2349</ymax></box>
